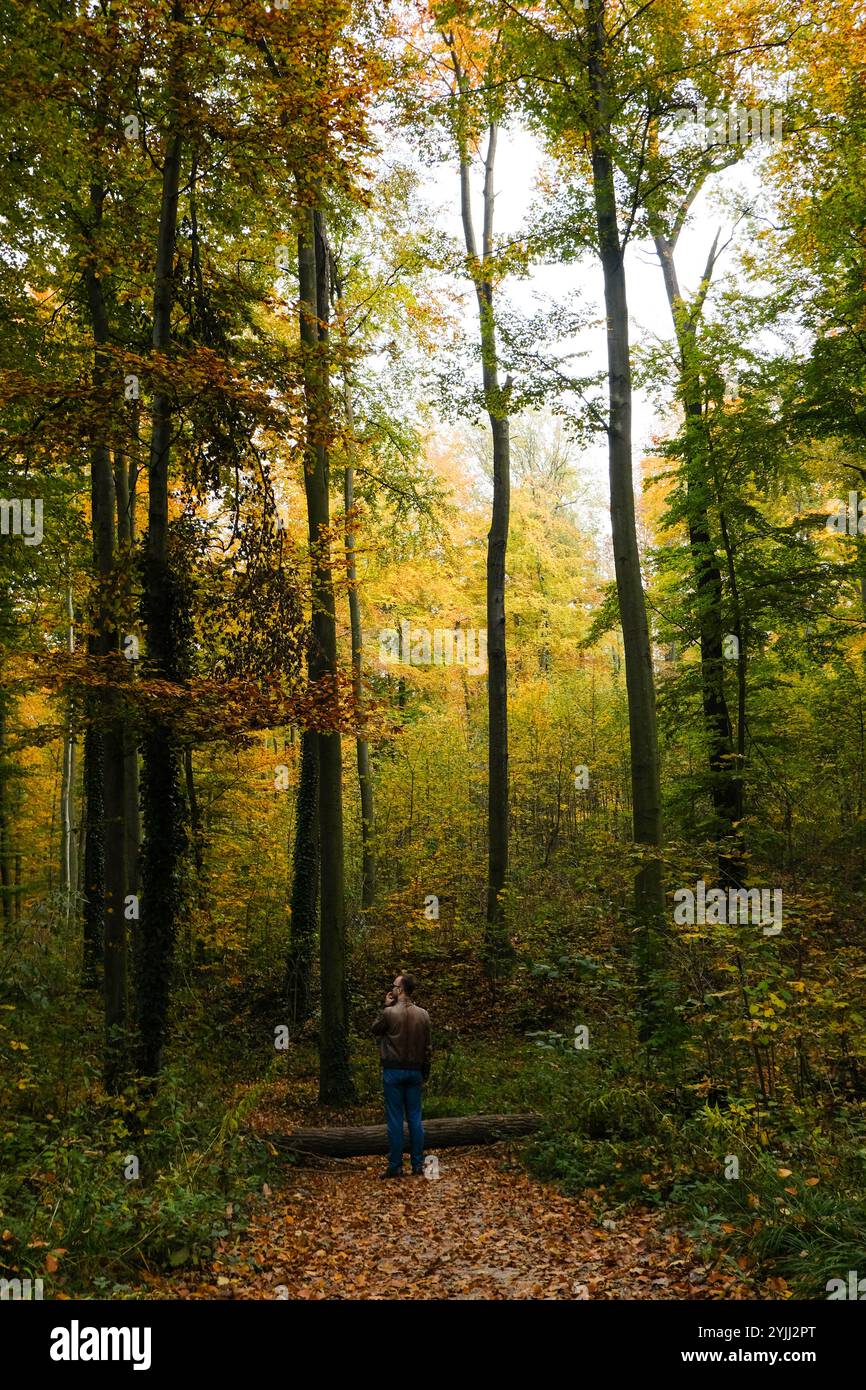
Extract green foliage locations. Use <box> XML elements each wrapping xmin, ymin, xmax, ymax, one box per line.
<box><xmin>0</xmin><ymin>939</ymin><xmax>278</xmax><ymax>1295</ymax></box>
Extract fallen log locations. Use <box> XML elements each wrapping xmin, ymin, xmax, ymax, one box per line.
<box><xmin>266</xmin><ymin>1113</ymin><xmax>541</xmax><ymax>1158</ymax></box>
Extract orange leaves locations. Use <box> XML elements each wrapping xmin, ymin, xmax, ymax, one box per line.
<box><xmin>153</xmin><ymin>1090</ymin><xmax>751</xmax><ymax>1301</ymax></box>
<box><xmin>778</xmin><ymin>1167</ymin><xmax>820</xmax><ymax>1187</ymax></box>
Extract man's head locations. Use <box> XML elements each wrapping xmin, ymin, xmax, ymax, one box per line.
<box><xmin>392</xmin><ymin>973</ymin><xmax>416</xmax><ymax>999</ymax></box>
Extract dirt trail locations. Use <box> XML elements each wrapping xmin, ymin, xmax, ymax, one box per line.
<box><xmin>169</xmin><ymin>1147</ymin><xmax>752</xmax><ymax>1300</ymax></box>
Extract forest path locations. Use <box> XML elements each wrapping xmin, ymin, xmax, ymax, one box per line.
<box><xmin>170</xmin><ymin>1147</ymin><xmax>751</xmax><ymax>1300</ymax></box>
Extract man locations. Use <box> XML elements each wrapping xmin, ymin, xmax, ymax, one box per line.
<box><xmin>371</xmin><ymin>973</ymin><xmax>432</xmax><ymax>1179</ymax></box>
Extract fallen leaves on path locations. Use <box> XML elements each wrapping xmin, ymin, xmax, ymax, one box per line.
<box><xmin>159</xmin><ymin>1147</ymin><xmax>755</xmax><ymax>1301</ymax></box>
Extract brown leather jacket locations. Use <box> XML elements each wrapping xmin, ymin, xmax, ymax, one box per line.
<box><xmin>372</xmin><ymin>1000</ymin><xmax>432</xmax><ymax>1079</ymax></box>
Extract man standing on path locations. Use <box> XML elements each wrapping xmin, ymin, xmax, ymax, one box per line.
<box><xmin>372</xmin><ymin>973</ymin><xmax>432</xmax><ymax>1179</ymax></box>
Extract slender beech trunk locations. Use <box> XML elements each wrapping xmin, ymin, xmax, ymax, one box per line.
<box><xmin>84</xmin><ymin>169</ymin><xmax>128</xmax><ymax>1087</ymax></box>
<box><xmin>343</xmin><ymin>460</ymin><xmax>376</xmax><ymax>907</ymax></box>
<box><xmin>587</xmin><ymin>1</ymin><xmax>665</xmax><ymax>1037</ymax></box>
<box><xmin>298</xmin><ymin>206</ymin><xmax>354</xmax><ymax>1103</ymax></box>
<box><xmin>334</xmin><ymin>274</ymin><xmax>375</xmax><ymax>907</ymax></box>
<box><xmin>718</xmin><ymin>505</ymin><xmax>746</xmax><ymax>792</ymax></box>
<box><xmin>137</xmin><ymin>11</ymin><xmax>185</xmax><ymax>1076</ymax></box>
<box><xmin>653</xmin><ymin>229</ymin><xmax>744</xmax><ymax>885</ymax></box>
<box><xmin>183</xmin><ymin>747</ymin><xmax>204</xmax><ymax>894</ymax></box>
<box><xmin>448</xmin><ymin>46</ymin><xmax>513</xmax><ymax>967</ymax></box>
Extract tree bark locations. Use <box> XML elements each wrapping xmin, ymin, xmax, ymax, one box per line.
<box><xmin>184</xmin><ymin>746</ymin><xmax>204</xmax><ymax>893</ymax></box>
<box><xmin>346</xmin><ymin>460</ymin><xmax>376</xmax><ymax>909</ymax></box>
<box><xmin>83</xmin><ymin>167</ymin><xmax>128</xmax><ymax>1087</ymax></box>
<box><xmin>81</xmin><ymin>722</ymin><xmax>104</xmax><ymax>987</ymax></box>
<box><xmin>59</xmin><ymin>583</ymin><xmax>78</xmax><ymax>926</ymax></box>
<box><xmin>269</xmin><ymin>1113</ymin><xmax>541</xmax><ymax>1157</ymax></box>
<box><xmin>137</xmin><ymin>5</ymin><xmax>185</xmax><ymax>1076</ymax></box>
<box><xmin>286</xmin><ymin>727</ymin><xmax>318</xmax><ymax>1029</ymax></box>
<box><xmin>297</xmin><ymin>205</ymin><xmax>354</xmax><ymax>1104</ymax></box>
<box><xmin>587</xmin><ymin>1</ymin><xmax>665</xmax><ymax>1039</ymax></box>
<box><xmin>0</xmin><ymin>693</ymin><xmax>11</xmax><ymax>931</ymax></box>
<box><xmin>335</xmin><ymin>287</ymin><xmax>376</xmax><ymax>909</ymax></box>
<box><xmin>448</xmin><ymin>48</ymin><xmax>513</xmax><ymax>969</ymax></box>
<box><xmin>653</xmin><ymin>230</ymin><xmax>744</xmax><ymax>886</ymax></box>
<box><xmin>115</xmin><ymin>448</ymin><xmax>141</xmax><ymax>898</ymax></box>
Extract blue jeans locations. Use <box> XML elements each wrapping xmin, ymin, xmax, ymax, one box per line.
<box><xmin>382</xmin><ymin>1068</ymin><xmax>425</xmax><ymax>1174</ymax></box>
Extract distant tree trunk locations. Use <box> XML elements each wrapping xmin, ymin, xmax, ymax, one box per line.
<box><xmin>137</xmin><ymin>23</ymin><xmax>185</xmax><ymax>1077</ymax></box>
<box><xmin>718</xmin><ymin>505</ymin><xmax>746</xmax><ymax>802</ymax></box>
<box><xmin>587</xmin><ymin>2</ymin><xmax>665</xmax><ymax>1040</ymax></box>
<box><xmin>59</xmin><ymin>719</ymin><xmax>78</xmax><ymax>908</ymax></box>
<box><xmin>286</xmin><ymin>728</ymin><xmax>318</xmax><ymax>1029</ymax></box>
<box><xmin>344</xmin><ymin>461</ymin><xmax>376</xmax><ymax>908</ymax></box>
<box><xmin>447</xmin><ymin>46</ymin><xmax>514</xmax><ymax>970</ymax></box>
<box><xmin>183</xmin><ymin>747</ymin><xmax>204</xmax><ymax>895</ymax></box>
<box><xmin>653</xmin><ymin>229</ymin><xmax>744</xmax><ymax>887</ymax></box>
<box><xmin>83</xmin><ymin>168</ymin><xmax>128</xmax><ymax>1087</ymax></box>
<box><xmin>0</xmin><ymin>694</ymin><xmax>11</xmax><ymax>931</ymax></box>
<box><xmin>297</xmin><ymin>205</ymin><xmax>354</xmax><ymax>1104</ymax></box>
<box><xmin>81</xmin><ymin>721</ymin><xmax>104</xmax><ymax>988</ymax></box>
<box><xmin>59</xmin><ymin>584</ymin><xmax>78</xmax><ymax>926</ymax></box>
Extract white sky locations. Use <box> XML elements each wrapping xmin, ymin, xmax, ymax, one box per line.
<box><xmin>419</xmin><ymin>121</ymin><xmax>775</xmax><ymax>515</ymax></box>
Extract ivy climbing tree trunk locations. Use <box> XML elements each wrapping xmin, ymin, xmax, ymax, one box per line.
<box><xmin>115</xmin><ymin>443</ymin><xmax>140</xmax><ymax>899</ymax></box>
<box><xmin>286</xmin><ymin>727</ymin><xmax>318</xmax><ymax>1029</ymax></box>
<box><xmin>137</xmin><ymin>6</ymin><xmax>186</xmax><ymax>1076</ymax></box>
<box><xmin>83</xmin><ymin>160</ymin><xmax>128</xmax><ymax>1089</ymax></box>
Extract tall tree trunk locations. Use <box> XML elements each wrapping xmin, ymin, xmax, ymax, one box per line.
<box><xmin>137</xmin><ymin>16</ymin><xmax>185</xmax><ymax>1077</ymax></box>
<box><xmin>297</xmin><ymin>206</ymin><xmax>354</xmax><ymax>1104</ymax></box>
<box><xmin>83</xmin><ymin>169</ymin><xmax>128</xmax><ymax>1087</ymax></box>
<box><xmin>587</xmin><ymin>2</ymin><xmax>665</xmax><ymax>1040</ymax></box>
<box><xmin>115</xmin><ymin>447</ymin><xmax>141</xmax><ymax>898</ymax></box>
<box><xmin>472</xmin><ymin>134</ymin><xmax>512</xmax><ymax>962</ymax></box>
<box><xmin>286</xmin><ymin>727</ymin><xmax>318</xmax><ymax>1029</ymax></box>
<box><xmin>334</xmin><ymin>278</ymin><xmax>376</xmax><ymax>908</ymax></box>
<box><xmin>446</xmin><ymin>48</ymin><xmax>514</xmax><ymax>968</ymax></box>
<box><xmin>653</xmin><ymin>230</ymin><xmax>744</xmax><ymax>886</ymax></box>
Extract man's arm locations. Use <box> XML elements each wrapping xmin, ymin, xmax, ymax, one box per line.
<box><xmin>422</xmin><ymin>1015</ymin><xmax>432</xmax><ymax>1081</ymax></box>
<box><xmin>372</xmin><ymin>995</ymin><xmax>396</xmax><ymax>1037</ymax></box>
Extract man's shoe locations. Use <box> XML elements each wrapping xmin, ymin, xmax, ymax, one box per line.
<box><xmin>409</xmin><ymin>1169</ymin><xmax>425</xmax><ymax>1178</ymax></box>
<box><xmin>380</xmin><ymin>1168</ymin><xmax>403</xmax><ymax>1179</ymax></box>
